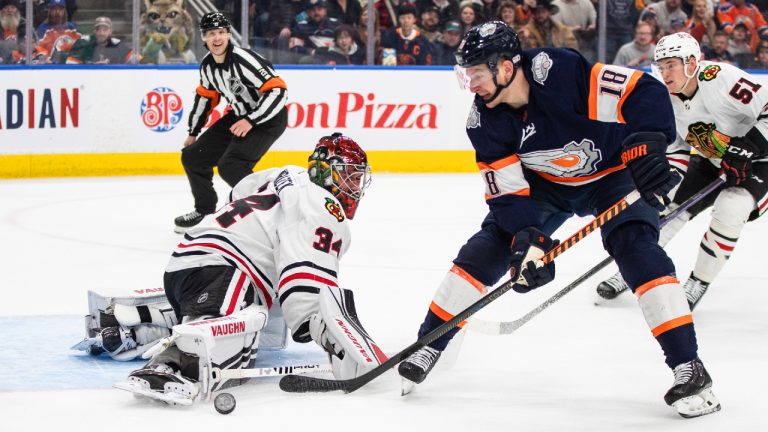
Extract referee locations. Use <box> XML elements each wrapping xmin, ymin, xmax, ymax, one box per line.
<box><xmin>175</xmin><ymin>11</ymin><xmax>288</xmax><ymax>233</ymax></box>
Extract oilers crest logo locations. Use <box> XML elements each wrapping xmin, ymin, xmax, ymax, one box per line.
<box><xmin>325</xmin><ymin>198</ymin><xmax>345</xmax><ymax>222</ymax></box>
<box><xmin>699</xmin><ymin>65</ymin><xmax>721</xmax><ymax>81</ymax></box>
<box><xmin>140</xmin><ymin>87</ymin><xmax>184</xmax><ymax>132</ymax></box>
<box><xmin>519</xmin><ymin>139</ymin><xmax>603</xmax><ymax>178</ymax></box>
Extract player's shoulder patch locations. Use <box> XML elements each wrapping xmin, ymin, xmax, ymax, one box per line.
<box><xmin>698</xmin><ymin>64</ymin><xmax>721</xmax><ymax>82</ymax></box>
<box><xmin>531</xmin><ymin>51</ymin><xmax>553</xmax><ymax>85</ymax></box>
<box><xmin>467</xmin><ymin>101</ymin><xmax>481</xmax><ymax>129</ymax></box>
<box><xmin>272</xmin><ymin>169</ymin><xmax>294</xmax><ymax>194</ymax></box>
<box><xmin>324</xmin><ymin>197</ymin><xmax>345</xmax><ymax>222</ymax></box>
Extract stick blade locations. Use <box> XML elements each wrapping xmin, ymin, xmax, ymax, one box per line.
<box><xmin>279</xmin><ymin>374</ymin><xmax>350</xmax><ymax>393</ymax></box>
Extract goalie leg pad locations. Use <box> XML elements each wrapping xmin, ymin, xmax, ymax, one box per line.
<box><xmin>173</xmin><ymin>304</ymin><xmax>267</xmax><ymax>397</ymax></box>
<box><xmin>309</xmin><ymin>285</ymin><xmax>387</xmax><ymax>380</ymax></box>
<box><xmin>693</xmin><ymin>187</ymin><xmax>754</xmax><ymax>282</ymax></box>
<box><xmin>72</xmin><ymin>289</ymin><xmax>178</xmax><ymax>360</ymax></box>
<box><xmin>128</xmin><ymin>304</ymin><xmax>268</xmax><ymax>403</ymax></box>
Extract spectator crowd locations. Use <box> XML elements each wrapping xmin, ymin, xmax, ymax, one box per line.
<box><xmin>4</xmin><ymin>0</ymin><xmax>768</xmax><ymax>68</ymax></box>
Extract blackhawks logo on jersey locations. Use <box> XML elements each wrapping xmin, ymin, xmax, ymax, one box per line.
<box><xmin>699</xmin><ymin>65</ymin><xmax>721</xmax><ymax>82</ymax></box>
<box><xmin>325</xmin><ymin>198</ymin><xmax>345</xmax><ymax>222</ymax></box>
<box><xmin>686</xmin><ymin>122</ymin><xmax>731</xmax><ymax>158</ymax></box>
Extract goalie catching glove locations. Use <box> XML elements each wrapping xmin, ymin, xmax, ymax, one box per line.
<box><xmin>510</xmin><ymin>227</ymin><xmax>558</xmax><ymax>293</ymax></box>
<box><xmin>621</xmin><ymin>132</ymin><xmax>681</xmax><ymax>211</ymax></box>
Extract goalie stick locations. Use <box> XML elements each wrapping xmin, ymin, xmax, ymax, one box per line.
<box><xmin>212</xmin><ymin>363</ymin><xmax>333</xmax><ymax>382</ymax></box>
<box><xmin>278</xmin><ymin>190</ymin><xmax>643</xmax><ymax>393</ymax></box>
<box><xmin>466</xmin><ymin>175</ymin><xmax>726</xmax><ymax>335</ymax></box>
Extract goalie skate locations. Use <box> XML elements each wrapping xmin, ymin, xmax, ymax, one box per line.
<box><xmin>595</xmin><ymin>272</ymin><xmax>629</xmax><ymax>300</ymax></box>
<box><xmin>113</xmin><ymin>364</ymin><xmax>199</xmax><ymax>406</ymax></box>
<box><xmin>664</xmin><ymin>358</ymin><xmax>721</xmax><ymax>418</ymax></box>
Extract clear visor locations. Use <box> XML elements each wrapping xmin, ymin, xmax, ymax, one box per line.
<box><xmin>454</xmin><ymin>64</ymin><xmax>495</xmax><ymax>91</ymax></box>
<box><xmin>649</xmin><ymin>63</ymin><xmax>664</xmax><ymax>83</ymax></box>
<box><xmin>331</xmin><ymin>162</ymin><xmax>372</xmax><ymax>201</ymax></box>
<box><xmin>651</xmin><ymin>57</ymin><xmax>689</xmax><ymax>76</ymax></box>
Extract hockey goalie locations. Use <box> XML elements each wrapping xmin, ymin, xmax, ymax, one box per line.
<box><xmin>74</xmin><ymin>133</ymin><xmax>386</xmax><ymax>405</ymax></box>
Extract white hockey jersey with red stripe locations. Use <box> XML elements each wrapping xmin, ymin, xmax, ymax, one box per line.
<box><xmin>166</xmin><ymin>165</ymin><xmax>351</xmax><ymax>332</ymax></box>
<box><xmin>665</xmin><ymin>60</ymin><xmax>768</xmax><ymax>173</ymax></box>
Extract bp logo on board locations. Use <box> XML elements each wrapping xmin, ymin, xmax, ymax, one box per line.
<box><xmin>140</xmin><ymin>87</ymin><xmax>184</xmax><ymax>132</ymax></box>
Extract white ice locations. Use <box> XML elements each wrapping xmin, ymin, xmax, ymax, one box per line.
<box><xmin>1</xmin><ymin>173</ymin><xmax>765</xmax><ymax>431</ymax></box>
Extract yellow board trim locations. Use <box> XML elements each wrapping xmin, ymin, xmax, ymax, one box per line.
<box><xmin>0</xmin><ymin>150</ymin><xmax>477</xmax><ymax>178</ymax></box>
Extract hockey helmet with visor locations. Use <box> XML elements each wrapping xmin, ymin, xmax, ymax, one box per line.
<box><xmin>454</xmin><ymin>21</ymin><xmax>523</xmax><ymax>101</ymax></box>
<box><xmin>652</xmin><ymin>32</ymin><xmax>701</xmax><ymax>93</ymax></box>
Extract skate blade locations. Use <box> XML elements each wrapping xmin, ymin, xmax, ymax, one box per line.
<box><xmin>173</xmin><ymin>226</ymin><xmax>189</xmax><ymax>235</ymax></box>
<box><xmin>672</xmin><ymin>387</ymin><xmax>721</xmax><ymax>418</ymax></box>
<box><xmin>113</xmin><ymin>381</ymin><xmax>195</xmax><ymax>406</ymax></box>
<box><xmin>401</xmin><ymin>378</ymin><xmax>417</xmax><ymax>396</ymax></box>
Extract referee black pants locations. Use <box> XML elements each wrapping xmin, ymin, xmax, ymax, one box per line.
<box><xmin>181</xmin><ymin>108</ymin><xmax>287</xmax><ymax>214</ymax></box>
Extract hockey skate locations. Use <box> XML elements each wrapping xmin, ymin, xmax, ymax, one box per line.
<box><xmin>114</xmin><ymin>363</ymin><xmax>200</xmax><ymax>406</ymax></box>
<box><xmin>683</xmin><ymin>273</ymin><xmax>710</xmax><ymax>310</ymax></box>
<box><xmin>664</xmin><ymin>358</ymin><xmax>721</xmax><ymax>418</ymax></box>
<box><xmin>174</xmin><ymin>210</ymin><xmax>207</xmax><ymax>234</ymax></box>
<box><xmin>595</xmin><ymin>272</ymin><xmax>629</xmax><ymax>300</ymax></box>
<box><xmin>398</xmin><ymin>346</ymin><xmax>441</xmax><ymax>396</ymax></box>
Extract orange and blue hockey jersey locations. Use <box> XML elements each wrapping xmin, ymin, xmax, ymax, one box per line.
<box><xmin>466</xmin><ymin>48</ymin><xmax>676</xmax><ymax>237</ymax></box>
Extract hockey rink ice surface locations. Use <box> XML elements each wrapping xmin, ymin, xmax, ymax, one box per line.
<box><xmin>1</xmin><ymin>173</ymin><xmax>766</xmax><ymax>431</ymax></box>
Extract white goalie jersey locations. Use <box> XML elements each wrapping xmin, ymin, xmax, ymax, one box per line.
<box><xmin>666</xmin><ymin>60</ymin><xmax>768</xmax><ymax>172</ymax></box>
<box><xmin>166</xmin><ymin>165</ymin><xmax>352</xmax><ymax>333</ymax></box>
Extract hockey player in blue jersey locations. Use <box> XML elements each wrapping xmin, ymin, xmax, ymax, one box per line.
<box><xmin>397</xmin><ymin>21</ymin><xmax>720</xmax><ymax>418</ymax></box>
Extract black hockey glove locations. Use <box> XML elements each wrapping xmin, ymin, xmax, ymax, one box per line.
<box><xmin>721</xmin><ymin>137</ymin><xmax>758</xmax><ymax>187</ymax></box>
<box><xmin>509</xmin><ymin>227</ymin><xmax>558</xmax><ymax>294</ymax></box>
<box><xmin>621</xmin><ymin>132</ymin><xmax>681</xmax><ymax>211</ymax></box>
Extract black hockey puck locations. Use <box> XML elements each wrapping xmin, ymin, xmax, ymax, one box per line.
<box><xmin>214</xmin><ymin>392</ymin><xmax>236</xmax><ymax>415</ymax></box>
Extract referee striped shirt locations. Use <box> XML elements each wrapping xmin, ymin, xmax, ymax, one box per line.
<box><xmin>187</xmin><ymin>44</ymin><xmax>288</xmax><ymax>136</ymax></box>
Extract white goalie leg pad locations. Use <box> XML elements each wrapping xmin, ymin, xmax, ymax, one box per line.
<box><xmin>171</xmin><ymin>304</ymin><xmax>268</xmax><ymax>400</ymax></box>
<box><xmin>113</xmin><ymin>302</ymin><xmax>177</xmax><ymax>328</ymax></box>
<box><xmin>72</xmin><ymin>289</ymin><xmax>177</xmax><ymax>360</ymax></box>
<box><xmin>693</xmin><ymin>187</ymin><xmax>754</xmax><ymax>282</ymax></box>
<box><xmin>310</xmin><ymin>285</ymin><xmax>388</xmax><ymax>380</ymax></box>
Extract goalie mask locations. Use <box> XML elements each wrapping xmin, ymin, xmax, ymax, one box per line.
<box><xmin>308</xmin><ymin>133</ymin><xmax>371</xmax><ymax>219</ymax></box>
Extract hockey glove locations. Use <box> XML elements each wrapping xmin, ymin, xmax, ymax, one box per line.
<box><xmin>621</xmin><ymin>132</ymin><xmax>681</xmax><ymax>211</ymax></box>
<box><xmin>721</xmin><ymin>137</ymin><xmax>758</xmax><ymax>186</ymax></box>
<box><xmin>510</xmin><ymin>227</ymin><xmax>558</xmax><ymax>294</ymax></box>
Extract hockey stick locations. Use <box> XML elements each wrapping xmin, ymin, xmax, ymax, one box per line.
<box><xmin>278</xmin><ymin>190</ymin><xmax>643</xmax><ymax>394</ymax></box>
<box><xmin>212</xmin><ymin>363</ymin><xmax>333</xmax><ymax>382</ymax></box>
<box><xmin>466</xmin><ymin>175</ymin><xmax>726</xmax><ymax>335</ymax></box>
